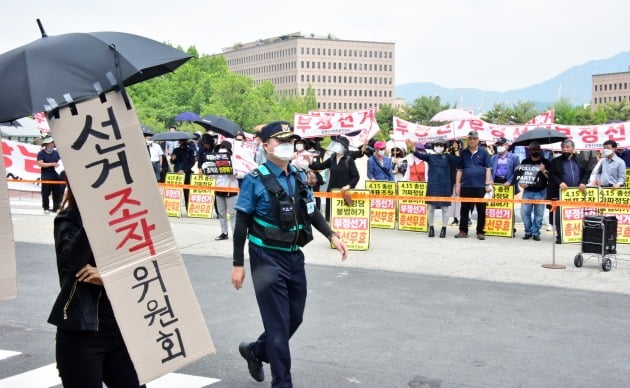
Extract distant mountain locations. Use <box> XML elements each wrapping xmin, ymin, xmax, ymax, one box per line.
<box><xmin>395</xmin><ymin>51</ymin><xmax>630</xmax><ymax>112</ymax></box>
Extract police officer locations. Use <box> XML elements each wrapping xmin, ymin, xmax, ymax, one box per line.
<box><xmin>231</xmin><ymin>121</ymin><xmax>348</xmax><ymax>387</ymax></box>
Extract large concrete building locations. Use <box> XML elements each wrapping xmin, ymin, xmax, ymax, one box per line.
<box><xmin>591</xmin><ymin>70</ymin><xmax>630</xmax><ymax>107</ymax></box>
<box><xmin>222</xmin><ymin>32</ymin><xmax>396</xmax><ymax>112</ymax></box>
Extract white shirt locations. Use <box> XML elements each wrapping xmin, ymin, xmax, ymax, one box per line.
<box><xmin>147</xmin><ymin>142</ymin><xmax>164</xmax><ymax>162</ymax></box>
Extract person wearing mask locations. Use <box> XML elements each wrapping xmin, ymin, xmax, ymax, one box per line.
<box><xmin>146</xmin><ymin>136</ymin><xmax>163</xmax><ymax>182</ymax></box>
<box><xmin>390</xmin><ymin>146</ymin><xmax>408</xmax><ymax>182</ymax></box>
<box><xmin>590</xmin><ymin>140</ymin><xmax>626</xmax><ymax>188</ymax></box>
<box><xmin>454</xmin><ymin>131</ymin><xmax>493</xmax><ymax>240</ymax></box>
<box><xmin>491</xmin><ymin>137</ymin><xmax>520</xmax><ymax>187</ymax></box>
<box><xmin>615</xmin><ymin>146</ymin><xmax>630</xmax><ymax>168</ymax></box>
<box><xmin>548</xmin><ymin>139</ymin><xmax>588</xmax><ymax>244</ymax></box>
<box><xmin>448</xmin><ymin>139</ymin><xmax>463</xmax><ymax>225</ymax></box>
<box><xmin>515</xmin><ymin>142</ymin><xmax>550</xmax><ymax>241</ymax></box>
<box><xmin>309</xmin><ymin>136</ymin><xmax>360</xmax><ymax>221</ymax></box>
<box><xmin>253</xmin><ymin>125</ymin><xmax>267</xmax><ymax>166</ymax></box>
<box><xmin>197</xmin><ymin>134</ymin><xmax>217</xmax><ymax>172</ymax></box>
<box><xmin>367</xmin><ymin>141</ymin><xmax>395</xmax><ymax>181</ymax></box>
<box><xmin>37</xmin><ymin>136</ymin><xmax>63</xmax><ymax>214</ymax></box>
<box><xmin>408</xmin><ymin>137</ymin><xmax>460</xmax><ymax>238</ymax></box>
<box><xmin>231</xmin><ymin>121</ymin><xmax>348</xmax><ymax>387</ymax></box>
<box><xmin>48</xmin><ymin>180</ymin><xmax>144</xmax><ymax>388</ymax></box>
<box><xmin>303</xmin><ymin>139</ymin><xmax>326</xmax><ymax>211</ymax></box>
<box><xmin>171</xmin><ymin>139</ymin><xmax>197</xmax><ymax>209</ymax></box>
<box><xmin>212</xmin><ymin>141</ymin><xmax>240</xmax><ymax>240</ymax></box>
<box><xmin>404</xmin><ymin>142</ymin><xmax>429</xmax><ymax>181</ymax></box>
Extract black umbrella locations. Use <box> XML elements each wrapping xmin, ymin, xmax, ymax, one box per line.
<box><xmin>151</xmin><ymin>131</ymin><xmax>195</xmax><ymax>141</ymax></box>
<box><xmin>512</xmin><ymin>127</ymin><xmax>568</xmax><ymax>146</ymax></box>
<box><xmin>141</xmin><ymin>125</ymin><xmax>154</xmax><ymax>137</ymax></box>
<box><xmin>0</xmin><ymin>19</ymin><xmax>191</xmax><ymax>122</ymax></box>
<box><xmin>194</xmin><ymin>115</ymin><xmax>241</xmax><ymax>138</ymax></box>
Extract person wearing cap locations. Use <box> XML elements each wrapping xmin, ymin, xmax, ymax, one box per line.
<box><xmin>491</xmin><ymin>137</ymin><xmax>520</xmax><ymax>186</ymax></box>
<box><xmin>309</xmin><ymin>136</ymin><xmax>360</xmax><ymax>221</ymax></box>
<box><xmin>367</xmin><ymin>141</ymin><xmax>395</xmax><ymax>181</ymax></box>
<box><xmin>37</xmin><ymin>136</ymin><xmax>63</xmax><ymax>214</ymax></box>
<box><xmin>514</xmin><ymin>142</ymin><xmax>550</xmax><ymax>241</ymax></box>
<box><xmin>548</xmin><ymin>139</ymin><xmax>588</xmax><ymax>244</ymax></box>
<box><xmin>403</xmin><ymin>142</ymin><xmax>429</xmax><ymax>181</ymax></box>
<box><xmin>390</xmin><ymin>146</ymin><xmax>408</xmax><ymax>181</ymax></box>
<box><xmin>407</xmin><ymin>137</ymin><xmax>460</xmax><ymax>238</ymax></box>
<box><xmin>209</xmin><ymin>140</ymin><xmax>240</xmax><ymax>240</ymax></box>
<box><xmin>231</xmin><ymin>121</ymin><xmax>348</xmax><ymax>387</ymax></box>
<box><xmin>253</xmin><ymin>124</ymin><xmax>267</xmax><ymax>165</ymax></box>
<box><xmin>454</xmin><ymin>130</ymin><xmax>493</xmax><ymax>240</ymax></box>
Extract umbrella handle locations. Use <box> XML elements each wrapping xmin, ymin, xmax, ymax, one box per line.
<box><xmin>36</xmin><ymin>19</ymin><xmax>47</xmax><ymax>38</ymax></box>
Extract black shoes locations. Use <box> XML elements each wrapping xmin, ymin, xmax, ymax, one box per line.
<box><xmin>428</xmin><ymin>226</ymin><xmax>435</xmax><ymax>237</ymax></box>
<box><xmin>215</xmin><ymin>233</ymin><xmax>228</xmax><ymax>240</ymax></box>
<box><xmin>439</xmin><ymin>227</ymin><xmax>446</xmax><ymax>238</ymax></box>
<box><xmin>476</xmin><ymin>233</ymin><xmax>485</xmax><ymax>240</ymax></box>
<box><xmin>533</xmin><ymin>235</ymin><xmax>541</xmax><ymax>241</ymax></box>
<box><xmin>239</xmin><ymin>342</ymin><xmax>264</xmax><ymax>382</ymax></box>
<box><xmin>451</xmin><ymin>218</ymin><xmax>459</xmax><ymax>226</ymax></box>
<box><xmin>522</xmin><ymin>234</ymin><xmax>532</xmax><ymax>240</ymax></box>
<box><xmin>555</xmin><ymin>238</ymin><xmax>562</xmax><ymax>244</ymax></box>
<box><xmin>454</xmin><ymin>231</ymin><xmax>468</xmax><ymax>238</ymax></box>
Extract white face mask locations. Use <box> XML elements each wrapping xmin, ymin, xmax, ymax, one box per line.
<box><xmin>270</xmin><ymin>142</ymin><xmax>294</xmax><ymax>161</ymax></box>
<box><xmin>603</xmin><ymin>149</ymin><xmax>614</xmax><ymax>157</ymax></box>
<box><xmin>328</xmin><ymin>142</ymin><xmax>344</xmax><ymax>155</ymax></box>
<box><xmin>377</xmin><ymin>150</ymin><xmax>386</xmax><ymax>156</ymax></box>
<box><xmin>496</xmin><ymin>146</ymin><xmax>506</xmax><ymax>153</ymax></box>
<box><xmin>295</xmin><ymin>144</ymin><xmax>305</xmax><ymax>152</ymax></box>
<box><xmin>434</xmin><ymin>146</ymin><xmax>444</xmax><ymax>154</ymax></box>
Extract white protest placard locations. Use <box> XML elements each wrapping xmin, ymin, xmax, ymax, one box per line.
<box><xmin>48</xmin><ymin>91</ymin><xmax>214</xmax><ymax>384</ymax></box>
<box><xmin>0</xmin><ymin>145</ymin><xmax>17</xmax><ymax>300</ymax></box>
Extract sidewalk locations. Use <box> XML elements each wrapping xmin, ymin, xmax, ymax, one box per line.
<box><xmin>8</xmin><ymin>195</ymin><xmax>630</xmax><ymax>296</ymax></box>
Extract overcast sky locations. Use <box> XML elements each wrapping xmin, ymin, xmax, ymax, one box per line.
<box><xmin>2</xmin><ymin>0</ymin><xmax>629</xmax><ymax>92</ymax></box>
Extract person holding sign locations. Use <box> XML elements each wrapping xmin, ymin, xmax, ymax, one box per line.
<box><xmin>48</xmin><ymin>182</ymin><xmax>144</xmax><ymax>388</ymax></box>
<box><xmin>548</xmin><ymin>139</ymin><xmax>588</xmax><ymax>244</ymax></box>
<box><xmin>515</xmin><ymin>142</ymin><xmax>550</xmax><ymax>241</ymax></box>
<box><xmin>590</xmin><ymin>140</ymin><xmax>626</xmax><ymax>188</ymax></box>
<box><xmin>212</xmin><ymin>141</ymin><xmax>240</xmax><ymax>240</ymax></box>
<box><xmin>231</xmin><ymin>121</ymin><xmax>348</xmax><ymax>387</ymax></box>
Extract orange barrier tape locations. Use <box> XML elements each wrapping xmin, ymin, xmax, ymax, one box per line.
<box><xmin>7</xmin><ymin>179</ymin><xmax>630</xmax><ymax>211</ymax></box>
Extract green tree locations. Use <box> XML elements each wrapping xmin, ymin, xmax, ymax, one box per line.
<box><xmin>404</xmin><ymin>96</ymin><xmax>451</xmax><ymax>125</ymax></box>
<box><xmin>481</xmin><ymin>101</ymin><xmax>538</xmax><ymax>124</ymax></box>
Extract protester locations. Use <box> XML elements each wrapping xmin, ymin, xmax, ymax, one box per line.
<box><xmin>231</xmin><ymin>121</ymin><xmax>348</xmax><ymax>387</ymax></box>
<box><xmin>448</xmin><ymin>139</ymin><xmax>463</xmax><ymax>225</ymax></box>
<box><xmin>48</xmin><ymin>180</ymin><xmax>144</xmax><ymax>388</ymax></box>
<box><xmin>403</xmin><ymin>142</ymin><xmax>429</xmax><ymax>181</ymax></box>
<box><xmin>491</xmin><ymin>137</ymin><xmax>520</xmax><ymax>186</ymax></box>
<box><xmin>212</xmin><ymin>141</ymin><xmax>240</xmax><ymax>240</ymax></box>
<box><xmin>454</xmin><ymin>131</ymin><xmax>493</xmax><ymax>240</ymax></box>
<box><xmin>615</xmin><ymin>146</ymin><xmax>630</xmax><ymax>167</ymax></box>
<box><xmin>146</xmin><ymin>136</ymin><xmax>163</xmax><ymax>182</ymax></box>
<box><xmin>390</xmin><ymin>146</ymin><xmax>408</xmax><ymax>182</ymax></box>
<box><xmin>304</xmin><ymin>138</ymin><xmax>326</xmax><ymax>211</ymax></box>
<box><xmin>589</xmin><ymin>140</ymin><xmax>626</xmax><ymax>188</ymax></box>
<box><xmin>171</xmin><ymin>139</ymin><xmax>197</xmax><ymax>208</ymax></box>
<box><xmin>515</xmin><ymin>142</ymin><xmax>550</xmax><ymax>241</ymax></box>
<box><xmin>309</xmin><ymin>136</ymin><xmax>360</xmax><ymax>221</ymax></box>
<box><xmin>367</xmin><ymin>141</ymin><xmax>395</xmax><ymax>181</ymax></box>
<box><xmin>408</xmin><ymin>137</ymin><xmax>459</xmax><ymax>238</ymax></box>
<box><xmin>253</xmin><ymin>126</ymin><xmax>267</xmax><ymax>165</ymax></box>
<box><xmin>548</xmin><ymin>139</ymin><xmax>588</xmax><ymax>244</ymax></box>
<box><xmin>37</xmin><ymin>136</ymin><xmax>63</xmax><ymax>214</ymax></box>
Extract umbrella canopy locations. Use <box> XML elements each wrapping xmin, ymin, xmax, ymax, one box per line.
<box><xmin>141</xmin><ymin>125</ymin><xmax>154</xmax><ymax>137</ymax></box>
<box><xmin>0</xmin><ymin>22</ymin><xmax>191</xmax><ymax>122</ymax></box>
<box><xmin>151</xmin><ymin>131</ymin><xmax>195</xmax><ymax>141</ymax></box>
<box><xmin>512</xmin><ymin>127</ymin><xmax>568</xmax><ymax>146</ymax></box>
<box><xmin>194</xmin><ymin>115</ymin><xmax>242</xmax><ymax>138</ymax></box>
<box><xmin>174</xmin><ymin>111</ymin><xmax>201</xmax><ymax>121</ymax></box>
<box><xmin>430</xmin><ymin>108</ymin><xmax>477</xmax><ymax>122</ymax></box>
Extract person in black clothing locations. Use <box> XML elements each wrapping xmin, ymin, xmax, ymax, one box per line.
<box><xmin>37</xmin><ymin>137</ymin><xmax>63</xmax><ymax>214</ymax></box>
<box><xmin>48</xmin><ymin>182</ymin><xmax>144</xmax><ymax>388</ymax></box>
<box><xmin>171</xmin><ymin>139</ymin><xmax>197</xmax><ymax>208</ymax></box>
<box><xmin>309</xmin><ymin>136</ymin><xmax>360</xmax><ymax>221</ymax></box>
<box><xmin>515</xmin><ymin>142</ymin><xmax>550</xmax><ymax>241</ymax></box>
<box><xmin>548</xmin><ymin>139</ymin><xmax>588</xmax><ymax>243</ymax></box>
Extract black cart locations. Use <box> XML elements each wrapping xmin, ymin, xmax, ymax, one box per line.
<box><xmin>574</xmin><ymin>215</ymin><xmax>618</xmax><ymax>271</ymax></box>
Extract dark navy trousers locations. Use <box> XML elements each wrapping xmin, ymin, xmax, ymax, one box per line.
<box><xmin>248</xmin><ymin>244</ymin><xmax>307</xmax><ymax>388</ymax></box>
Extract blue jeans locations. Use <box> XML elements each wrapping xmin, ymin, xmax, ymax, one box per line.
<box><xmin>521</xmin><ymin>189</ymin><xmax>546</xmax><ymax>236</ymax></box>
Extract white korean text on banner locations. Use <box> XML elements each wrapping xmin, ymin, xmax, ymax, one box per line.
<box><xmin>559</xmin><ymin>187</ymin><xmax>599</xmax><ymax>243</ymax></box>
<box><xmin>48</xmin><ymin>91</ymin><xmax>214</xmax><ymax>384</ymax></box>
<box><xmin>163</xmin><ymin>173</ymin><xmax>184</xmax><ymax>217</ymax></box>
<box><xmin>201</xmin><ymin>153</ymin><xmax>233</xmax><ymax>175</ymax></box>
<box><xmin>396</xmin><ymin>181</ymin><xmax>428</xmax><ymax>232</ymax></box>
<box><xmin>484</xmin><ymin>184</ymin><xmax>515</xmax><ymax>237</ymax></box>
<box><xmin>330</xmin><ymin>189</ymin><xmax>370</xmax><ymax>250</ymax></box>
<box><xmin>364</xmin><ymin>180</ymin><xmax>396</xmax><ymax>229</ymax></box>
<box><xmin>0</xmin><ymin>145</ymin><xmax>17</xmax><ymax>300</ymax></box>
<box><xmin>187</xmin><ymin>175</ymin><xmax>215</xmax><ymax>218</ymax></box>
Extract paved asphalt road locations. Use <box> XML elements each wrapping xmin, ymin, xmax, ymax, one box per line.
<box><xmin>2</xmin><ymin>199</ymin><xmax>630</xmax><ymax>387</ymax></box>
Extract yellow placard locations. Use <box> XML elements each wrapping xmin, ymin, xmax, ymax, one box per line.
<box><xmin>163</xmin><ymin>173</ymin><xmax>184</xmax><ymax>217</ymax></box>
<box><xmin>559</xmin><ymin>187</ymin><xmax>599</xmax><ymax>243</ymax></box>
<box><xmin>187</xmin><ymin>175</ymin><xmax>216</xmax><ymax>218</ymax></box>
<box><xmin>600</xmin><ymin>187</ymin><xmax>630</xmax><ymax>244</ymax></box>
<box><xmin>365</xmin><ymin>180</ymin><xmax>396</xmax><ymax>229</ymax></box>
<box><xmin>396</xmin><ymin>181</ymin><xmax>428</xmax><ymax>232</ymax></box>
<box><xmin>484</xmin><ymin>184</ymin><xmax>515</xmax><ymax>237</ymax></box>
<box><xmin>330</xmin><ymin>189</ymin><xmax>370</xmax><ymax>251</ymax></box>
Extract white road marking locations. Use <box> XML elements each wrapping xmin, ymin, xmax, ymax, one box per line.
<box><xmin>0</xmin><ymin>363</ymin><xmax>60</xmax><ymax>388</ymax></box>
<box><xmin>148</xmin><ymin>372</ymin><xmax>220</xmax><ymax>387</ymax></box>
<box><xmin>0</xmin><ymin>350</ymin><xmax>20</xmax><ymax>361</ymax></box>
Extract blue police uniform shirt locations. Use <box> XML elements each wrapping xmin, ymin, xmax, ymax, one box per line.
<box><xmin>235</xmin><ymin>161</ymin><xmax>314</xmax><ymax>222</ymax></box>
